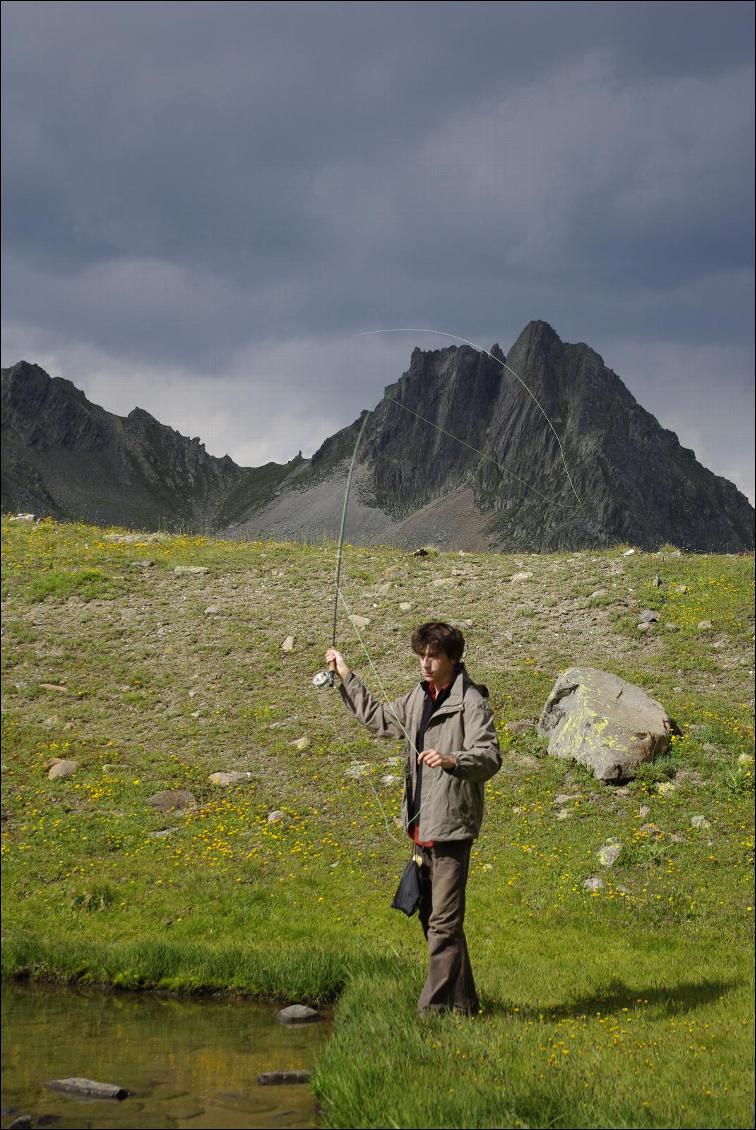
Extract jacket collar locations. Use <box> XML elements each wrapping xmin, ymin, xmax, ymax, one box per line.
<box><xmin>419</xmin><ymin>666</ymin><xmax>465</xmax><ymax>710</ymax></box>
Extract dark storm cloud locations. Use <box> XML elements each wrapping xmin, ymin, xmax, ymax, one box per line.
<box><xmin>1</xmin><ymin>1</ymin><xmax>753</xmax><ymax>498</ymax></box>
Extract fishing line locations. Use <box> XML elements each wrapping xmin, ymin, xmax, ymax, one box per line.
<box><xmin>331</xmin><ymin>410</ymin><xmax>372</xmax><ymax>648</ymax></box>
<box><xmin>323</xmin><ymin>323</ymin><xmax>600</xmax><ymax>652</ymax></box>
<box><xmin>383</xmin><ymin>395</ymin><xmax>546</xmax><ymax>500</ymax></box>
<box><xmin>335</xmin><ymin>582</ymin><xmax>439</xmax><ymax>847</ymax></box>
<box><xmin>356</xmin><ymin>327</ymin><xmax>582</xmax><ymax>506</ymax></box>
<box><xmin>314</xmin><ymin>325</ymin><xmax>600</xmax><ymax>851</ymax></box>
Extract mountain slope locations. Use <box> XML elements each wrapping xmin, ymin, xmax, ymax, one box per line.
<box><xmin>1</xmin><ymin>361</ymin><xmax>298</xmax><ymax>532</ymax></box>
<box><xmin>2</xmin><ymin>323</ymin><xmax>753</xmax><ymax>551</ymax></box>
<box><xmin>228</xmin><ymin>321</ymin><xmax>754</xmax><ymax>552</ymax></box>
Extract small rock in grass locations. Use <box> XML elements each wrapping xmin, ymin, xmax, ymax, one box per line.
<box><xmin>281</xmin><ymin>635</ymin><xmax>296</xmax><ymax>652</ymax></box>
<box><xmin>554</xmin><ymin>793</ymin><xmax>580</xmax><ymax>805</ymax></box>
<box><xmin>344</xmin><ymin>762</ymin><xmax>370</xmax><ymax>779</ymax></box>
<box><xmin>589</xmin><ymin>589</ymin><xmax>607</xmax><ymax>599</ymax></box>
<box><xmin>697</xmin><ymin>620</ymin><xmax>713</xmax><ymax>631</ymax></box>
<box><xmin>291</xmin><ymin>737</ymin><xmax>310</xmax><ymax>752</ymax></box>
<box><xmin>637</xmin><ymin>805</ymin><xmax>651</xmax><ymax>818</ymax></box>
<box><xmin>380</xmin><ymin>774</ymin><xmax>400</xmax><ymax>787</ymax></box>
<box><xmin>637</xmin><ymin>609</ymin><xmax>660</xmax><ymax>624</ymax></box>
<box><xmin>277</xmin><ymin>1004</ymin><xmax>320</xmax><ymax>1025</ymax></box>
<box><xmin>597</xmin><ymin>842</ymin><xmax>622</xmax><ymax>867</ymax></box>
<box><xmin>656</xmin><ymin>781</ymin><xmax>677</xmax><ymax>796</ymax></box>
<box><xmin>399</xmin><ymin>601</ymin><xmax>413</xmax><ymax>612</ymax></box>
<box><xmin>208</xmin><ymin>772</ymin><xmax>253</xmax><ymax>786</ymax></box>
<box><xmin>507</xmin><ymin>719</ymin><xmax>535</xmax><ymax>735</ymax></box>
<box><xmin>349</xmin><ymin>614</ymin><xmax>371</xmax><ymax>629</ymax></box>
<box><xmin>267</xmin><ymin>810</ymin><xmax>285</xmax><ymax>823</ymax></box>
<box><xmin>583</xmin><ymin>876</ymin><xmax>605</xmax><ymax>891</ymax></box>
<box><xmin>517</xmin><ymin>755</ymin><xmax>544</xmax><ymax>768</ymax></box>
<box><xmin>664</xmin><ymin>622</ymin><xmax>679</xmax><ymax>632</ymax></box>
<box><xmin>47</xmin><ymin>759</ymin><xmax>78</xmax><ymax>780</ymax></box>
<box><xmin>147</xmin><ymin>789</ymin><xmax>197</xmax><ymax>811</ymax></box>
<box><xmin>204</xmin><ymin>605</ymin><xmax>220</xmax><ymax>616</ymax></box>
<box><xmin>510</xmin><ymin>571</ymin><xmax>533</xmax><ymax>582</ymax></box>
<box><xmin>652</xmin><ymin>575</ymin><xmax>661</xmax><ymax>587</ymax></box>
<box><xmin>691</xmin><ymin>815</ymin><xmax>711</xmax><ymax>829</ymax></box>
<box><xmin>174</xmin><ymin>565</ymin><xmax>209</xmax><ymax>575</ymax></box>
<box><xmin>637</xmin><ymin>622</ymin><xmax>651</xmax><ymax>633</ymax></box>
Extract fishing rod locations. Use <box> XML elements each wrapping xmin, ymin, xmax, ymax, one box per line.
<box><xmin>312</xmin><ymin>324</ymin><xmax>597</xmax><ymax>694</ymax></box>
<box><xmin>308</xmin><ymin>326</ymin><xmax>598</xmax><ymax>841</ymax></box>
<box><xmin>312</xmin><ymin>409</ymin><xmax>373</xmax><ymax>689</ymax></box>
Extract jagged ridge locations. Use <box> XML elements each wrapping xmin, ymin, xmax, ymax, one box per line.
<box><xmin>2</xmin><ymin>323</ymin><xmax>753</xmax><ymax>552</ymax></box>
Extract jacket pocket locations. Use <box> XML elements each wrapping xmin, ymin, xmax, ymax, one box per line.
<box><xmin>448</xmin><ymin>775</ymin><xmax>475</xmax><ymax>832</ymax></box>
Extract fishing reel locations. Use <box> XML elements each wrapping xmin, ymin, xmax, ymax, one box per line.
<box><xmin>312</xmin><ymin>670</ymin><xmax>335</xmax><ymax>688</ymax></box>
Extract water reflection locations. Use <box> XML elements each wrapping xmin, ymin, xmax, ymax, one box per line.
<box><xmin>2</xmin><ymin>982</ymin><xmax>329</xmax><ymax>1129</ymax></box>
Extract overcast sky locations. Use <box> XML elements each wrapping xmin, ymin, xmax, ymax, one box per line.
<box><xmin>2</xmin><ymin>1</ymin><xmax>754</xmax><ymax>501</ymax></box>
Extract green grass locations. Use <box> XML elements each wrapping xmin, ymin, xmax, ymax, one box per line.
<box><xmin>1</xmin><ymin>516</ymin><xmax>754</xmax><ymax>1128</ymax></box>
<box><xmin>23</xmin><ymin>567</ymin><xmax>125</xmax><ymax>603</ymax></box>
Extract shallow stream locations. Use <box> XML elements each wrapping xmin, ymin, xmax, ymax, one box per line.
<box><xmin>2</xmin><ymin>982</ymin><xmax>330</xmax><ymax>1129</ymax></box>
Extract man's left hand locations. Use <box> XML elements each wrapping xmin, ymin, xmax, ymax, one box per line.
<box><xmin>418</xmin><ymin>748</ymin><xmax>457</xmax><ymax>771</ymax></box>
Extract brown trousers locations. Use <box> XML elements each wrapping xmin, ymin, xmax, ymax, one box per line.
<box><xmin>417</xmin><ymin>840</ymin><xmax>479</xmax><ymax>1014</ymax></box>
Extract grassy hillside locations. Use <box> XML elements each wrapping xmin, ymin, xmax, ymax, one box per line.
<box><xmin>1</xmin><ymin>516</ymin><xmax>754</xmax><ymax>1128</ymax></box>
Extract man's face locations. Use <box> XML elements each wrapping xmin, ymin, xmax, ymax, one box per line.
<box><xmin>417</xmin><ymin>646</ymin><xmax>456</xmax><ymax>689</ymax></box>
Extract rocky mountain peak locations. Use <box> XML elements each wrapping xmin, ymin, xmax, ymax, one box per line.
<box><xmin>2</xmin><ymin>323</ymin><xmax>753</xmax><ymax>551</ymax></box>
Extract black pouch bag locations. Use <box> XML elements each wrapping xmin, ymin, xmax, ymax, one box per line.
<box><xmin>391</xmin><ymin>856</ymin><xmax>423</xmax><ymax>916</ymax></box>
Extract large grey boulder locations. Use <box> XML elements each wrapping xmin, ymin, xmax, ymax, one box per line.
<box><xmin>537</xmin><ymin>667</ymin><xmax>671</xmax><ymax>782</ymax></box>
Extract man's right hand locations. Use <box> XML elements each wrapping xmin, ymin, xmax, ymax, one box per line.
<box><xmin>325</xmin><ymin>648</ymin><xmax>351</xmax><ymax>682</ymax></box>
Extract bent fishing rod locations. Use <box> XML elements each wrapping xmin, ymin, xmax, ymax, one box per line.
<box><xmin>307</xmin><ymin>325</ymin><xmax>605</xmax><ymax>842</ymax></box>
<box><xmin>312</xmin><ymin>324</ymin><xmax>601</xmax><ymax>690</ymax></box>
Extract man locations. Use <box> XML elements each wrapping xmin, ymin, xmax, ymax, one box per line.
<box><xmin>325</xmin><ymin>621</ymin><xmax>501</xmax><ymax>1016</ymax></box>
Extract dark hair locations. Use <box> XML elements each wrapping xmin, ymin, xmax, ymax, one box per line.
<box><xmin>410</xmin><ymin>621</ymin><xmax>465</xmax><ymax>662</ymax></box>
<box><xmin>410</xmin><ymin>621</ymin><xmax>490</xmax><ymax>698</ymax></box>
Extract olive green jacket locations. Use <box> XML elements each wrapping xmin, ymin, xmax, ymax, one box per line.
<box><xmin>339</xmin><ymin>668</ymin><xmax>502</xmax><ymax>842</ymax></box>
